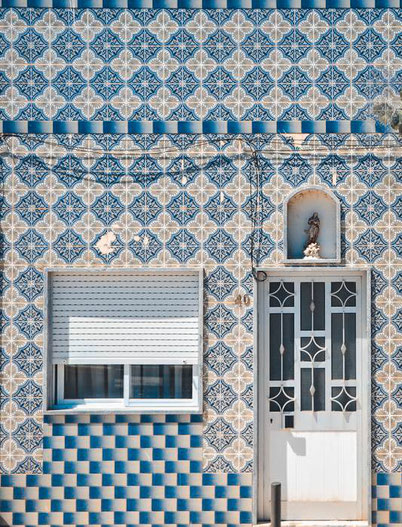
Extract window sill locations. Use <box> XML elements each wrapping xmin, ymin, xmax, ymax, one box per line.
<box><xmin>45</xmin><ymin>405</ymin><xmax>202</xmax><ymax>415</ymax></box>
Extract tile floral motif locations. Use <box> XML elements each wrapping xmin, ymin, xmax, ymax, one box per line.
<box><xmin>15</xmin><ymin>229</ymin><xmax>48</xmax><ymax>263</ymax></box>
<box><xmin>167</xmin><ymin>228</ymin><xmax>200</xmax><ymax>262</ymax></box>
<box><xmin>205</xmin><ymin>341</ymin><xmax>237</xmax><ymax>376</ymax></box>
<box><xmin>205</xmin><ymin>379</ymin><xmax>237</xmax><ymax>413</ymax></box>
<box><xmin>205</xmin><ymin>304</ymin><xmax>237</xmax><ymax>338</ymax></box>
<box><xmin>53</xmin><ymin>192</ymin><xmax>86</xmax><ymax>225</ymax></box>
<box><xmin>13</xmin><ymin>343</ymin><xmax>42</xmax><ymax>377</ymax></box>
<box><xmin>15</xmin><ymin>192</ymin><xmax>48</xmax><ymax>226</ymax></box>
<box><xmin>13</xmin><ymin>380</ymin><xmax>42</xmax><ymax>415</ymax></box>
<box><xmin>53</xmin><ymin>229</ymin><xmax>86</xmax><ymax>263</ymax></box>
<box><xmin>129</xmin><ymin>191</ymin><xmax>162</xmax><ymax>225</ymax></box>
<box><xmin>14</xmin><ymin>419</ymin><xmax>42</xmax><ymax>453</ymax></box>
<box><xmin>205</xmin><ymin>266</ymin><xmax>237</xmax><ymax>300</ymax></box>
<box><xmin>14</xmin><ymin>305</ymin><xmax>43</xmax><ymax>339</ymax></box>
<box><xmin>14</xmin><ymin>268</ymin><xmax>43</xmax><ymax>301</ymax></box>
<box><xmin>128</xmin><ymin>229</ymin><xmax>162</xmax><ymax>262</ymax></box>
<box><xmin>91</xmin><ymin>192</ymin><xmax>124</xmax><ymax>225</ymax></box>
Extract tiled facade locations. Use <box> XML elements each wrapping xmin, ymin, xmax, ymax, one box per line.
<box><xmin>0</xmin><ymin>8</ymin><xmax>400</xmax><ymax>125</ymax></box>
<box><xmin>0</xmin><ymin>6</ymin><xmax>401</xmax><ymax>527</ymax></box>
<box><xmin>373</xmin><ymin>473</ymin><xmax>402</xmax><ymax>525</ymax></box>
<box><xmin>1</xmin><ymin>415</ymin><xmax>254</xmax><ymax>527</ymax></box>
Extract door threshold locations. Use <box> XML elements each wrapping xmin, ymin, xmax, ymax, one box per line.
<box><xmin>256</xmin><ymin>522</ymin><xmax>369</xmax><ymax>527</ymax></box>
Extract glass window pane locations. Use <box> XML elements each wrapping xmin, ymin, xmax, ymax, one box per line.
<box><xmin>269</xmin><ymin>282</ymin><xmax>294</xmax><ymax>307</ymax></box>
<box><xmin>331</xmin><ymin>313</ymin><xmax>356</xmax><ymax>380</ymax></box>
<box><xmin>300</xmin><ymin>282</ymin><xmax>325</xmax><ymax>331</ymax></box>
<box><xmin>331</xmin><ymin>281</ymin><xmax>356</xmax><ymax>307</ymax></box>
<box><xmin>64</xmin><ymin>365</ymin><xmax>123</xmax><ymax>399</ymax></box>
<box><xmin>331</xmin><ymin>386</ymin><xmax>357</xmax><ymax>411</ymax></box>
<box><xmin>301</xmin><ymin>368</ymin><xmax>325</xmax><ymax>411</ymax></box>
<box><xmin>130</xmin><ymin>365</ymin><xmax>193</xmax><ymax>399</ymax></box>
<box><xmin>269</xmin><ymin>313</ymin><xmax>294</xmax><ymax>380</ymax></box>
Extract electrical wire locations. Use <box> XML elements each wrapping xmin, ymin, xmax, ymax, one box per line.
<box><xmin>2</xmin><ymin>130</ymin><xmax>402</xmax><ymax>281</ymax></box>
<box><xmin>2</xmin><ymin>132</ymin><xmax>402</xmax><ymax>160</ymax></box>
<box><xmin>0</xmin><ymin>132</ymin><xmax>268</xmax><ymax>279</ymax></box>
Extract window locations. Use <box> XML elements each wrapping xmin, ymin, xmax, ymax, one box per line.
<box><xmin>47</xmin><ymin>270</ymin><xmax>202</xmax><ymax>413</ymax></box>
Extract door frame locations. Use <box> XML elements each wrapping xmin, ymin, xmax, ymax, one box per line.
<box><xmin>253</xmin><ymin>267</ymin><xmax>371</xmax><ymax>525</ymax></box>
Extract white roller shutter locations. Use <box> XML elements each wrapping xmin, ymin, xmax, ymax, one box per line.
<box><xmin>49</xmin><ymin>270</ymin><xmax>202</xmax><ymax>365</ymax></box>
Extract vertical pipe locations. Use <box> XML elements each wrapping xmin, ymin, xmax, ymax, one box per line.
<box><xmin>271</xmin><ymin>482</ymin><xmax>281</xmax><ymax>527</ymax></box>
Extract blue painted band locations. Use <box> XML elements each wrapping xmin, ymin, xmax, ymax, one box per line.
<box><xmin>0</xmin><ymin>120</ymin><xmax>380</xmax><ymax>134</ymax></box>
<box><xmin>0</xmin><ymin>0</ymin><xmax>401</xmax><ymax>5</ymax></box>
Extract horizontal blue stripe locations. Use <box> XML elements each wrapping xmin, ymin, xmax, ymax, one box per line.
<box><xmin>0</xmin><ymin>120</ymin><xmax>380</xmax><ymax>134</ymax></box>
<box><xmin>1</xmin><ymin>0</ymin><xmax>399</xmax><ymax>4</ymax></box>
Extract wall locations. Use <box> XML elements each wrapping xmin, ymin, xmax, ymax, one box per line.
<box><xmin>0</xmin><ymin>6</ymin><xmax>401</xmax><ymax>527</ymax></box>
<box><xmin>0</xmin><ymin>8</ymin><xmax>399</xmax><ymax>126</ymax></box>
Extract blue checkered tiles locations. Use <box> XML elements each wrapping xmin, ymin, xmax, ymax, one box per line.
<box><xmin>2</xmin><ymin>471</ymin><xmax>402</xmax><ymax>525</ymax></box>
<box><xmin>372</xmin><ymin>473</ymin><xmax>402</xmax><ymax>526</ymax></box>
<box><xmin>0</xmin><ymin>416</ymin><xmax>254</xmax><ymax>526</ymax></box>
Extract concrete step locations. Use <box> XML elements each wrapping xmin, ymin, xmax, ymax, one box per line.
<box><xmin>256</xmin><ymin>522</ymin><xmax>369</xmax><ymax>527</ymax></box>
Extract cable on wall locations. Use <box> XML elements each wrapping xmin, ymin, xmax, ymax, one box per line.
<box><xmin>0</xmin><ymin>133</ymin><xmax>268</xmax><ymax>279</ymax></box>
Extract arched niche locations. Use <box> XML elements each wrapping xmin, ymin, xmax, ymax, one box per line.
<box><xmin>284</xmin><ymin>186</ymin><xmax>340</xmax><ymax>263</ymax></box>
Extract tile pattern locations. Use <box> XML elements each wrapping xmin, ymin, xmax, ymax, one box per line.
<box><xmin>1</xmin><ymin>4</ymin><xmax>402</xmax><ymax>522</ymax></box>
<box><xmin>0</xmin><ymin>414</ymin><xmax>253</xmax><ymax>526</ymax></box>
<box><xmin>0</xmin><ymin>8</ymin><xmax>401</xmax><ymax>122</ymax></box>
<box><xmin>1</xmin><ymin>131</ymin><xmax>402</xmax><ymax>481</ymax></box>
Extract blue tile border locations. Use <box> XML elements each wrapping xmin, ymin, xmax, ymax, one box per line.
<box><xmin>0</xmin><ymin>0</ymin><xmax>400</xmax><ymax>5</ymax></box>
<box><xmin>0</xmin><ymin>120</ymin><xmax>385</xmax><ymax>135</ymax></box>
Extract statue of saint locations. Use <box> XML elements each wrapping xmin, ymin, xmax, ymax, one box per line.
<box><xmin>305</xmin><ymin>212</ymin><xmax>320</xmax><ymax>248</ymax></box>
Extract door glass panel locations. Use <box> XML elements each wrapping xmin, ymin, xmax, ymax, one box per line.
<box><xmin>269</xmin><ymin>282</ymin><xmax>294</xmax><ymax>307</ymax></box>
<box><xmin>301</xmin><ymin>368</ymin><xmax>325</xmax><ymax>411</ymax></box>
<box><xmin>269</xmin><ymin>313</ymin><xmax>294</xmax><ymax>380</ymax></box>
<box><xmin>331</xmin><ymin>386</ymin><xmax>357</xmax><ymax>411</ymax></box>
<box><xmin>300</xmin><ymin>336</ymin><xmax>326</xmax><ymax>362</ymax></box>
<box><xmin>268</xmin><ymin>277</ymin><xmax>358</xmax><ymax>420</ymax></box>
<box><xmin>269</xmin><ymin>387</ymin><xmax>295</xmax><ymax>412</ymax></box>
<box><xmin>300</xmin><ymin>282</ymin><xmax>325</xmax><ymax>331</ymax></box>
<box><xmin>331</xmin><ymin>281</ymin><xmax>356</xmax><ymax>307</ymax></box>
<box><xmin>331</xmin><ymin>313</ymin><xmax>356</xmax><ymax>380</ymax></box>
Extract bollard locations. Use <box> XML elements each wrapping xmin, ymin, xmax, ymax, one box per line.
<box><xmin>271</xmin><ymin>482</ymin><xmax>281</xmax><ymax>527</ymax></box>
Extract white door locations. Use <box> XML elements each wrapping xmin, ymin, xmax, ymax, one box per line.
<box><xmin>258</xmin><ymin>272</ymin><xmax>369</xmax><ymax>522</ymax></box>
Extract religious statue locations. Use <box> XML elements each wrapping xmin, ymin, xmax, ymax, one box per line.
<box><xmin>305</xmin><ymin>212</ymin><xmax>320</xmax><ymax>246</ymax></box>
<box><xmin>303</xmin><ymin>212</ymin><xmax>321</xmax><ymax>259</ymax></box>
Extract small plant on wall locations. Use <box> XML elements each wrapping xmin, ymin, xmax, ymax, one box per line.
<box><xmin>373</xmin><ymin>91</ymin><xmax>402</xmax><ymax>133</ymax></box>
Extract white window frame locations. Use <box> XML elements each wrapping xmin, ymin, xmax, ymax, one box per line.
<box><xmin>44</xmin><ymin>268</ymin><xmax>203</xmax><ymax>414</ymax></box>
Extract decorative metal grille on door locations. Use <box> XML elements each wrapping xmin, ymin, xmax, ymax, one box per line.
<box><xmin>268</xmin><ymin>279</ymin><xmax>358</xmax><ymax>416</ymax></box>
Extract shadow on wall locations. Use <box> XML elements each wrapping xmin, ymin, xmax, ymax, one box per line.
<box><xmin>0</xmin><ymin>517</ymin><xmax>11</xmax><ymax>526</ymax></box>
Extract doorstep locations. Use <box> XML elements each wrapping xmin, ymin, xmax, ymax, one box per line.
<box><xmin>256</xmin><ymin>522</ymin><xmax>370</xmax><ymax>527</ymax></box>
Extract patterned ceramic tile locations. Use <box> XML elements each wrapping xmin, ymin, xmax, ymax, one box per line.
<box><xmin>0</xmin><ymin>9</ymin><xmax>401</xmax><ymax>123</ymax></box>
<box><xmin>1</xmin><ymin>132</ymin><xmax>402</xmax><ymax>482</ymax></box>
<box><xmin>0</xmin><ymin>4</ymin><xmax>402</xmax><ymax>525</ymax></box>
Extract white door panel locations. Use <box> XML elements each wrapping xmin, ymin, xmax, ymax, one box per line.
<box><xmin>270</xmin><ymin>431</ymin><xmax>357</xmax><ymax>502</ymax></box>
<box><xmin>258</xmin><ymin>272</ymin><xmax>368</xmax><ymax>522</ymax></box>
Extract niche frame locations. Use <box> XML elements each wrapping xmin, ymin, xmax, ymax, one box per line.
<box><xmin>283</xmin><ymin>185</ymin><xmax>341</xmax><ymax>264</ymax></box>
